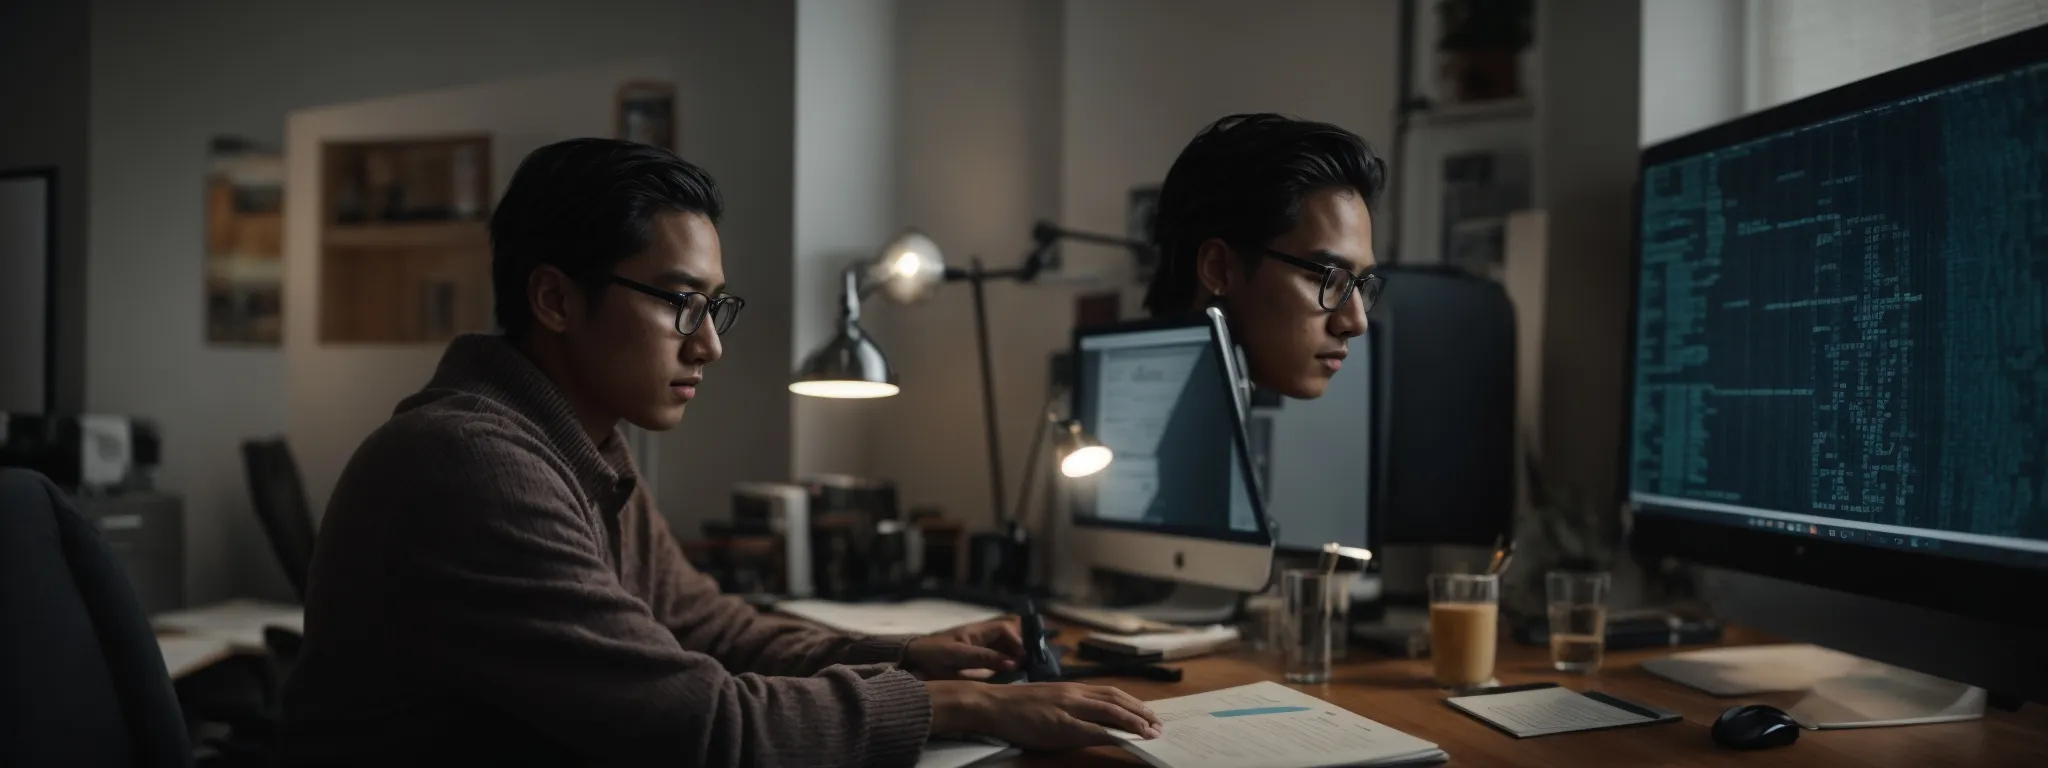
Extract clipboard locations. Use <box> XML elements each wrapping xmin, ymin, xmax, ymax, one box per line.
<box><xmin>1444</xmin><ymin>682</ymin><xmax>1683</xmax><ymax>738</ymax></box>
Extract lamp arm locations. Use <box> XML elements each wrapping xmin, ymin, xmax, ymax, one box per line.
<box><xmin>839</xmin><ymin>264</ymin><xmax>866</xmax><ymax>322</ymax></box>
<box><xmin>1009</xmin><ymin>388</ymin><xmax>1069</xmax><ymax>541</ymax></box>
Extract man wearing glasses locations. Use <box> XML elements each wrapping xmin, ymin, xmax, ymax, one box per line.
<box><xmin>1143</xmin><ymin>113</ymin><xmax>1387</xmax><ymax>400</ymax></box>
<box><xmin>281</xmin><ymin>139</ymin><xmax>1159</xmax><ymax>767</ymax></box>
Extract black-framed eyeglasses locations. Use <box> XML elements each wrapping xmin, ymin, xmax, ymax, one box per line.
<box><xmin>1258</xmin><ymin>248</ymin><xmax>1384</xmax><ymax>314</ymax></box>
<box><xmin>608</xmin><ymin>276</ymin><xmax>744</xmax><ymax>336</ymax></box>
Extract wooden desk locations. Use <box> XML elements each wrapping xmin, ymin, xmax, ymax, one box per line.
<box><xmin>1022</xmin><ymin>628</ymin><xmax>2048</xmax><ymax>767</ymax></box>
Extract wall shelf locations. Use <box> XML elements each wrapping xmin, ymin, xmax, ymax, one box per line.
<box><xmin>318</xmin><ymin>135</ymin><xmax>493</xmax><ymax>344</ymax></box>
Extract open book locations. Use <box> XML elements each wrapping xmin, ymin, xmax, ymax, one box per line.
<box><xmin>1116</xmin><ymin>682</ymin><xmax>1446</xmax><ymax>768</ymax></box>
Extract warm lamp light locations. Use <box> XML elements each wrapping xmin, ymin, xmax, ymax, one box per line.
<box><xmin>1053</xmin><ymin>420</ymin><xmax>1113</xmax><ymax>478</ymax></box>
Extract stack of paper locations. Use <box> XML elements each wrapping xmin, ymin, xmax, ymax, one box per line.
<box><xmin>915</xmin><ymin>739</ymin><xmax>1019</xmax><ymax>768</ymax></box>
<box><xmin>773</xmin><ymin>598</ymin><xmax>1001</xmax><ymax>636</ymax></box>
<box><xmin>153</xmin><ymin>599</ymin><xmax>304</xmax><ymax>650</ymax></box>
<box><xmin>1085</xmin><ymin>625</ymin><xmax>1240</xmax><ymax>660</ymax></box>
<box><xmin>1118</xmin><ymin>681</ymin><xmax>1446</xmax><ymax>767</ymax></box>
<box><xmin>156</xmin><ymin>635</ymin><xmax>235</xmax><ymax>679</ymax></box>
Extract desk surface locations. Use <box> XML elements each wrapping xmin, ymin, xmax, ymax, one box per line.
<box><xmin>1022</xmin><ymin>628</ymin><xmax>2048</xmax><ymax>767</ymax></box>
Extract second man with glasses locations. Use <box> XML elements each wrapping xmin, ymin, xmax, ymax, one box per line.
<box><xmin>1143</xmin><ymin>113</ymin><xmax>1387</xmax><ymax>400</ymax></box>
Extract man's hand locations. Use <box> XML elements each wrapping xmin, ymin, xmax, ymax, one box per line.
<box><xmin>928</xmin><ymin>680</ymin><xmax>1164</xmax><ymax>750</ymax></box>
<box><xmin>902</xmin><ymin>618</ymin><xmax>1024</xmax><ymax>679</ymax></box>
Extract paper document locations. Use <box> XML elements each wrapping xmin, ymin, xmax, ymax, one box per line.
<box><xmin>156</xmin><ymin>635</ymin><xmax>235</xmax><ymax>679</ymax></box>
<box><xmin>915</xmin><ymin>739</ymin><xmax>1019</xmax><ymax>768</ymax></box>
<box><xmin>1444</xmin><ymin>687</ymin><xmax>1657</xmax><ymax>738</ymax></box>
<box><xmin>774</xmin><ymin>598</ymin><xmax>1001</xmax><ymax>637</ymax></box>
<box><xmin>1119</xmin><ymin>681</ymin><xmax>1445</xmax><ymax>768</ymax></box>
<box><xmin>153</xmin><ymin>599</ymin><xmax>304</xmax><ymax>650</ymax></box>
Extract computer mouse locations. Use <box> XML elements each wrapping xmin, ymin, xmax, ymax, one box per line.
<box><xmin>1712</xmin><ymin>704</ymin><xmax>1802</xmax><ymax>749</ymax></box>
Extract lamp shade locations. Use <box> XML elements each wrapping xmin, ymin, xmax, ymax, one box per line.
<box><xmin>866</xmin><ymin>229</ymin><xmax>947</xmax><ymax>304</ymax></box>
<box><xmin>789</xmin><ymin>321</ymin><xmax>899</xmax><ymax>399</ymax></box>
<box><xmin>1054</xmin><ymin>420</ymin><xmax>1113</xmax><ymax>478</ymax></box>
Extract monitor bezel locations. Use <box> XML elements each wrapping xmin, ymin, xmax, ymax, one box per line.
<box><xmin>1068</xmin><ymin>310</ymin><xmax>1276</xmax><ymax>548</ymax></box>
<box><xmin>1625</xmin><ymin>23</ymin><xmax>2048</xmax><ymax>629</ymax></box>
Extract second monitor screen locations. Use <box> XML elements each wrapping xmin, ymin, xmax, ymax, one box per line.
<box><xmin>1072</xmin><ymin>325</ymin><xmax>1263</xmax><ymax>542</ymax></box>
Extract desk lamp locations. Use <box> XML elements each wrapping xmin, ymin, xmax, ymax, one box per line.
<box><xmin>789</xmin><ymin>224</ymin><xmax>1144</xmax><ymax>578</ymax></box>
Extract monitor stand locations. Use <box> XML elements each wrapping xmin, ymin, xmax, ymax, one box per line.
<box><xmin>1641</xmin><ymin>643</ymin><xmax>1987</xmax><ymax>728</ymax></box>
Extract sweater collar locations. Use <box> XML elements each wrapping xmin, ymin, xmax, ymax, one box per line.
<box><xmin>412</xmin><ymin>334</ymin><xmax>638</xmax><ymax>508</ymax></box>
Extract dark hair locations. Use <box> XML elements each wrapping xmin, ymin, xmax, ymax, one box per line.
<box><xmin>490</xmin><ymin>138</ymin><xmax>724</xmax><ymax>341</ymax></box>
<box><xmin>1143</xmin><ymin>113</ymin><xmax>1387</xmax><ymax>315</ymax></box>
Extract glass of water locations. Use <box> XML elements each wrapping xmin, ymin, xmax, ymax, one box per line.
<box><xmin>1281</xmin><ymin>569</ymin><xmax>1347</xmax><ymax>683</ymax></box>
<box><xmin>1545</xmin><ymin>571</ymin><xmax>1611</xmax><ymax>673</ymax></box>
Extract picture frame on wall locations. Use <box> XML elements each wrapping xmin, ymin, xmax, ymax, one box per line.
<box><xmin>205</xmin><ymin>136</ymin><xmax>284</xmax><ymax>346</ymax></box>
<box><xmin>616</xmin><ymin>81</ymin><xmax>677</xmax><ymax>151</ymax></box>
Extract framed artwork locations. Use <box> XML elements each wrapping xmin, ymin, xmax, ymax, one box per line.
<box><xmin>617</xmin><ymin>81</ymin><xmax>678</xmax><ymax>151</ymax></box>
<box><xmin>205</xmin><ymin>137</ymin><xmax>284</xmax><ymax>345</ymax></box>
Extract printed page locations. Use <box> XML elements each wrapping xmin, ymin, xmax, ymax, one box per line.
<box><xmin>1445</xmin><ymin>687</ymin><xmax>1651</xmax><ymax>737</ymax></box>
<box><xmin>152</xmin><ymin>599</ymin><xmax>304</xmax><ymax>649</ymax></box>
<box><xmin>1120</xmin><ymin>682</ymin><xmax>1442</xmax><ymax>768</ymax></box>
<box><xmin>915</xmin><ymin>740</ymin><xmax>1018</xmax><ymax>768</ymax></box>
<box><xmin>157</xmin><ymin>635</ymin><xmax>235</xmax><ymax>679</ymax></box>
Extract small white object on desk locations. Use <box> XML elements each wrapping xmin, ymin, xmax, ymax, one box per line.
<box><xmin>773</xmin><ymin>598</ymin><xmax>1002</xmax><ymax>636</ymax></box>
<box><xmin>156</xmin><ymin>635</ymin><xmax>236</xmax><ymax>679</ymax></box>
<box><xmin>1085</xmin><ymin>625</ymin><xmax>1239</xmax><ymax>660</ymax></box>
<box><xmin>153</xmin><ymin>599</ymin><xmax>304</xmax><ymax>650</ymax></box>
<box><xmin>1115</xmin><ymin>681</ymin><xmax>1446</xmax><ymax>767</ymax></box>
<box><xmin>915</xmin><ymin>739</ymin><xmax>1019</xmax><ymax>768</ymax></box>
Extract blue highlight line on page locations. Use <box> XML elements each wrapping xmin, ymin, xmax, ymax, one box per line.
<box><xmin>1209</xmin><ymin>706</ymin><xmax>1311</xmax><ymax>718</ymax></box>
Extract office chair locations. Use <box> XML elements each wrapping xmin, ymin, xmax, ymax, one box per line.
<box><xmin>0</xmin><ymin>468</ymin><xmax>193</xmax><ymax>766</ymax></box>
<box><xmin>240</xmin><ymin>438</ymin><xmax>316</xmax><ymax>601</ymax></box>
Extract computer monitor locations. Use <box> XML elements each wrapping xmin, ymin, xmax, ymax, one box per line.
<box><xmin>1246</xmin><ymin>324</ymin><xmax>1373</xmax><ymax>555</ymax></box>
<box><xmin>1629</xmin><ymin>24</ymin><xmax>2048</xmax><ymax>708</ymax></box>
<box><xmin>1067</xmin><ymin>307</ymin><xmax>1275</xmax><ymax>594</ymax></box>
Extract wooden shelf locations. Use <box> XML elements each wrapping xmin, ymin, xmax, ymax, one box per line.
<box><xmin>318</xmin><ymin>135</ymin><xmax>493</xmax><ymax>344</ymax></box>
<box><xmin>325</xmin><ymin>220</ymin><xmax>486</xmax><ymax>249</ymax></box>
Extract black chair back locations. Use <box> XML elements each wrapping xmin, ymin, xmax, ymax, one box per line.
<box><xmin>240</xmin><ymin>439</ymin><xmax>316</xmax><ymax>601</ymax></box>
<box><xmin>0</xmin><ymin>468</ymin><xmax>192</xmax><ymax>766</ymax></box>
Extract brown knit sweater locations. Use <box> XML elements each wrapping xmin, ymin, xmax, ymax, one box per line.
<box><xmin>279</xmin><ymin>334</ymin><xmax>931</xmax><ymax>767</ymax></box>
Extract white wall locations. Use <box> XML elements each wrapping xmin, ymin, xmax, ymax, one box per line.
<box><xmin>867</xmin><ymin>0</ymin><xmax>1066</xmax><ymax>530</ymax></box>
<box><xmin>1750</xmin><ymin>0</ymin><xmax>2047</xmax><ymax>110</ymax></box>
<box><xmin>88</xmin><ymin>0</ymin><xmax>793</xmax><ymax>604</ymax></box>
<box><xmin>1639</xmin><ymin>0</ymin><xmax>1746</xmax><ymax>146</ymax></box>
<box><xmin>792</xmin><ymin>0</ymin><xmax>899</xmax><ymax>480</ymax></box>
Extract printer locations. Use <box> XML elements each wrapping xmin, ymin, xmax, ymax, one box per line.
<box><xmin>0</xmin><ymin>412</ymin><xmax>162</xmax><ymax>493</ymax></box>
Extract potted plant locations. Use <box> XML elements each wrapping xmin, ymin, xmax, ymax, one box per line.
<box><xmin>1436</xmin><ymin>0</ymin><xmax>1535</xmax><ymax>104</ymax></box>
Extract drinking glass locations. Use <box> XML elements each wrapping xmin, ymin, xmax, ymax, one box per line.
<box><xmin>1427</xmin><ymin>573</ymin><xmax>1499</xmax><ymax>690</ymax></box>
<box><xmin>1546</xmin><ymin>571</ymin><xmax>1611</xmax><ymax>673</ymax></box>
<box><xmin>1281</xmin><ymin>568</ymin><xmax>1347</xmax><ymax>683</ymax></box>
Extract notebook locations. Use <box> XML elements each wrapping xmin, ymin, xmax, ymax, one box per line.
<box><xmin>1444</xmin><ymin>684</ymin><xmax>1681</xmax><ymax>738</ymax></box>
<box><xmin>1115</xmin><ymin>681</ymin><xmax>1447</xmax><ymax>767</ymax></box>
<box><xmin>1083</xmin><ymin>625</ymin><xmax>1240</xmax><ymax>661</ymax></box>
